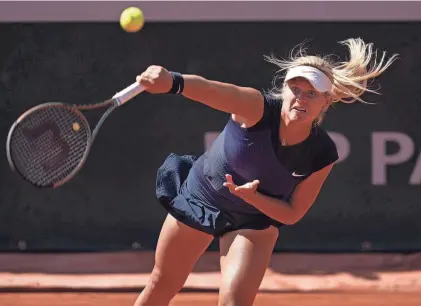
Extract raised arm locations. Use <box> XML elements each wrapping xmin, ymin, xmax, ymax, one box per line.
<box><xmin>136</xmin><ymin>65</ymin><xmax>264</xmax><ymax>127</ymax></box>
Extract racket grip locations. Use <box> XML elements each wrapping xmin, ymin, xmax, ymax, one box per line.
<box><xmin>113</xmin><ymin>82</ymin><xmax>145</xmax><ymax>105</ymax></box>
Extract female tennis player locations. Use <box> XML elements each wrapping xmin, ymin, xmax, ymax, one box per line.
<box><xmin>133</xmin><ymin>38</ymin><xmax>398</xmax><ymax>306</ymax></box>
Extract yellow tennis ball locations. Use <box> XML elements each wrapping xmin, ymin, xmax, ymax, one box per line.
<box><xmin>120</xmin><ymin>7</ymin><xmax>144</xmax><ymax>33</ymax></box>
<box><xmin>72</xmin><ymin>122</ymin><xmax>80</xmax><ymax>131</ymax></box>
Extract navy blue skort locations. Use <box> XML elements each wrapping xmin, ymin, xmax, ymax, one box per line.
<box><xmin>156</xmin><ymin>153</ymin><xmax>284</xmax><ymax>237</ymax></box>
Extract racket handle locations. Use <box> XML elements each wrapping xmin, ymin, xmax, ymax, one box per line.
<box><xmin>113</xmin><ymin>82</ymin><xmax>145</xmax><ymax>105</ymax></box>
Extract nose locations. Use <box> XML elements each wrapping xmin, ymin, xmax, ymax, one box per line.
<box><xmin>294</xmin><ymin>90</ymin><xmax>307</xmax><ymax>101</ymax></box>
<box><xmin>295</xmin><ymin>96</ymin><xmax>308</xmax><ymax>104</ymax></box>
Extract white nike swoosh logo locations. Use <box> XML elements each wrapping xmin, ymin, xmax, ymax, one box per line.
<box><xmin>292</xmin><ymin>172</ymin><xmax>306</xmax><ymax>177</ymax></box>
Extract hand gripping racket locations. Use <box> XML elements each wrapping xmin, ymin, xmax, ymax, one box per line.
<box><xmin>6</xmin><ymin>82</ymin><xmax>145</xmax><ymax>188</ymax></box>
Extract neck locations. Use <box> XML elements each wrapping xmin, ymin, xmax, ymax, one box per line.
<box><xmin>280</xmin><ymin>113</ymin><xmax>312</xmax><ymax>146</ymax></box>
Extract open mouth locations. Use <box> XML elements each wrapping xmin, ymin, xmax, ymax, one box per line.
<box><xmin>292</xmin><ymin>106</ymin><xmax>307</xmax><ymax>113</ymax></box>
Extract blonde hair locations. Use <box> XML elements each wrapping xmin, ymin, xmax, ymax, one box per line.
<box><xmin>264</xmin><ymin>38</ymin><xmax>399</xmax><ymax>124</ymax></box>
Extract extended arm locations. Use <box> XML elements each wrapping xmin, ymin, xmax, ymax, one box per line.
<box><xmin>136</xmin><ymin>66</ymin><xmax>264</xmax><ymax>127</ymax></box>
<box><xmin>181</xmin><ymin>74</ymin><xmax>264</xmax><ymax>125</ymax></box>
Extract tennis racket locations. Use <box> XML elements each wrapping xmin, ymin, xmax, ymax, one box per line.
<box><xmin>6</xmin><ymin>82</ymin><xmax>145</xmax><ymax>188</ymax></box>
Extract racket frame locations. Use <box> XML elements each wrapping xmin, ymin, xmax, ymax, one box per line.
<box><xmin>6</xmin><ymin>82</ymin><xmax>145</xmax><ymax>188</ymax></box>
<box><xmin>6</xmin><ymin>102</ymin><xmax>92</xmax><ymax>188</ymax></box>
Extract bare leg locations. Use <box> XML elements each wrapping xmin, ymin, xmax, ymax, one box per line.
<box><xmin>134</xmin><ymin>214</ymin><xmax>214</xmax><ymax>306</ymax></box>
<box><xmin>218</xmin><ymin>226</ymin><xmax>279</xmax><ymax>306</ymax></box>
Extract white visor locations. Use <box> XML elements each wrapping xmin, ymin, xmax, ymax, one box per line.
<box><xmin>284</xmin><ymin>65</ymin><xmax>332</xmax><ymax>93</ymax></box>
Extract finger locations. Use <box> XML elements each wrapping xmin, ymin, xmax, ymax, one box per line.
<box><xmin>226</xmin><ymin>186</ymin><xmax>237</xmax><ymax>194</ymax></box>
<box><xmin>136</xmin><ymin>73</ymin><xmax>149</xmax><ymax>83</ymax></box>
<box><xmin>224</xmin><ymin>183</ymin><xmax>238</xmax><ymax>195</ymax></box>
<box><xmin>228</xmin><ymin>188</ymin><xmax>237</xmax><ymax>194</ymax></box>
<box><xmin>145</xmin><ymin>76</ymin><xmax>155</xmax><ymax>84</ymax></box>
<box><xmin>252</xmin><ymin>180</ymin><xmax>260</xmax><ymax>187</ymax></box>
<box><xmin>138</xmin><ymin>74</ymin><xmax>155</xmax><ymax>86</ymax></box>
<box><xmin>225</xmin><ymin>174</ymin><xmax>234</xmax><ymax>184</ymax></box>
<box><xmin>223</xmin><ymin>182</ymin><xmax>235</xmax><ymax>188</ymax></box>
<box><xmin>237</xmin><ymin>181</ymin><xmax>257</xmax><ymax>190</ymax></box>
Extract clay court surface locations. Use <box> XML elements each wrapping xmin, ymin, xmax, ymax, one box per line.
<box><xmin>1</xmin><ymin>251</ymin><xmax>421</xmax><ymax>306</ymax></box>
<box><xmin>1</xmin><ymin>292</ymin><xmax>421</xmax><ymax>306</ymax></box>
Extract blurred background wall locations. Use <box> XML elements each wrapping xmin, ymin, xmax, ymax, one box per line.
<box><xmin>0</xmin><ymin>1</ymin><xmax>420</xmax><ymax>253</ymax></box>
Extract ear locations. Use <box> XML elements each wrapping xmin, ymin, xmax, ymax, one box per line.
<box><xmin>324</xmin><ymin>94</ymin><xmax>333</xmax><ymax>111</ymax></box>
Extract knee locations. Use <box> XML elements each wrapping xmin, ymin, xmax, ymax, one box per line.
<box><xmin>134</xmin><ymin>267</ymin><xmax>180</xmax><ymax>306</ymax></box>
<box><xmin>146</xmin><ymin>267</ymin><xmax>172</xmax><ymax>291</ymax></box>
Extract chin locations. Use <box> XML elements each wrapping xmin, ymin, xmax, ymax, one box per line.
<box><xmin>288</xmin><ymin>113</ymin><xmax>310</xmax><ymax>123</ymax></box>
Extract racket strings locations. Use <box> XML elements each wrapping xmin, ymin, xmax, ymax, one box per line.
<box><xmin>9</xmin><ymin>105</ymin><xmax>90</xmax><ymax>187</ymax></box>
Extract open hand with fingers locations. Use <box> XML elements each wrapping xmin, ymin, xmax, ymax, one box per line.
<box><xmin>223</xmin><ymin>174</ymin><xmax>260</xmax><ymax>202</ymax></box>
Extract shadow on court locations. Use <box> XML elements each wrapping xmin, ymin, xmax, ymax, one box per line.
<box><xmin>1</xmin><ymin>292</ymin><xmax>421</xmax><ymax>306</ymax></box>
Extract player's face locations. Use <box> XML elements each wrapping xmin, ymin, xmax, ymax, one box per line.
<box><xmin>282</xmin><ymin>77</ymin><xmax>331</xmax><ymax>125</ymax></box>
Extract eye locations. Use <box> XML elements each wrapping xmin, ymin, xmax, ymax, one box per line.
<box><xmin>291</xmin><ymin>86</ymin><xmax>300</xmax><ymax>95</ymax></box>
<box><xmin>308</xmin><ymin>90</ymin><xmax>317</xmax><ymax>98</ymax></box>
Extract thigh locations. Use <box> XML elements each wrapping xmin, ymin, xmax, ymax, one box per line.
<box><xmin>153</xmin><ymin>213</ymin><xmax>214</xmax><ymax>282</ymax></box>
<box><xmin>135</xmin><ymin>214</ymin><xmax>214</xmax><ymax>306</ymax></box>
<box><xmin>218</xmin><ymin>226</ymin><xmax>279</xmax><ymax>306</ymax></box>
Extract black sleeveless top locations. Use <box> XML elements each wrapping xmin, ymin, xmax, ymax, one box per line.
<box><xmin>185</xmin><ymin>95</ymin><xmax>339</xmax><ymax>214</ymax></box>
<box><xmin>252</xmin><ymin>95</ymin><xmax>339</xmax><ymax>176</ymax></box>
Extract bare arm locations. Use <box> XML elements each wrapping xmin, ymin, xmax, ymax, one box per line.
<box><xmin>137</xmin><ymin>66</ymin><xmax>264</xmax><ymax>126</ymax></box>
<box><xmin>246</xmin><ymin>163</ymin><xmax>335</xmax><ymax>225</ymax></box>
<box><xmin>182</xmin><ymin>74</ymin><xmax>264</xmax><ymax>127</ymax></box>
